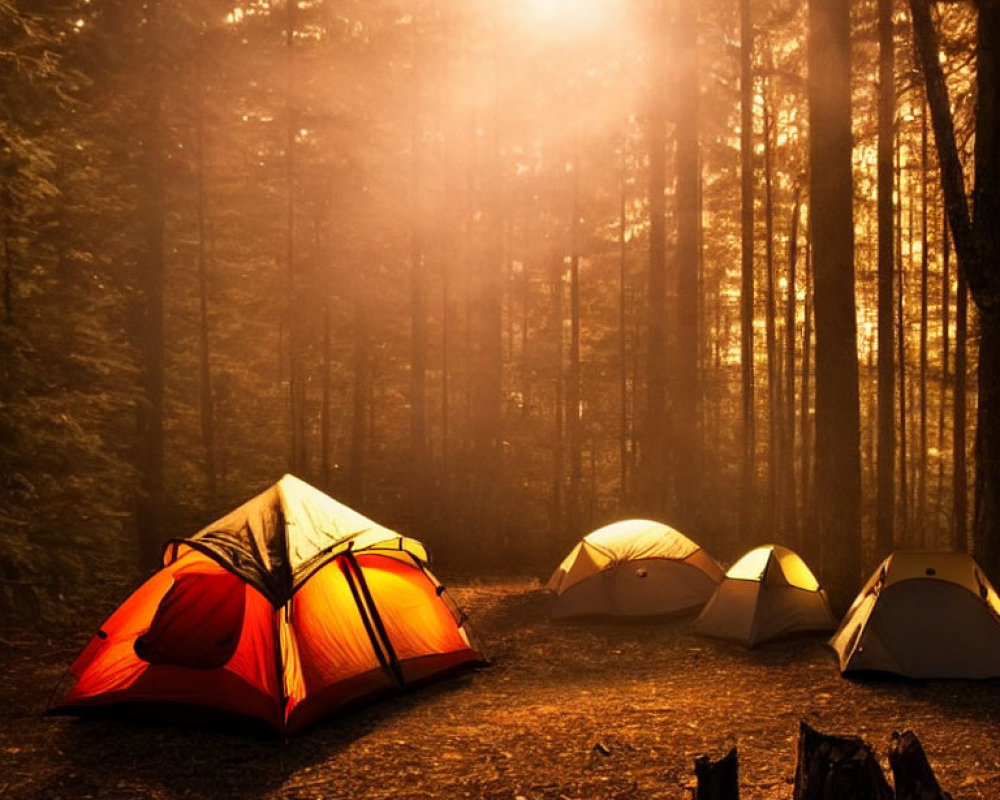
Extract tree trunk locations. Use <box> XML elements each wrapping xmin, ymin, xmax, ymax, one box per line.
<box><xmin>793</xmin><ymin>722</ymin><xmax>893</xmax><ymax>800</ymax></box>
<box><xmin>2</xmin><ymin>223</ymin><xmax>12</xmax><ymax>324</ymax></box>
<box><xmin>888</xmin><ymin>730</ymin><xmax>953</xmax><ymax>800</ymax></box>
<box><xmin>976</xmin><ymin>310</ymin><xmax>1000</xmax><ymax>574</ymax></box>
<box><xmin>410</xmin><ymin>238</ymin><xmax>429</xmax><ymax>521</ymax></box>
<box><xmin>285</xmin><ymin>0</ymin><xmax>307</xmax><ymax>478</ymax></box>
<box><xmin>694</xmin><ymin>748</ymin><xmax>739</xmax><ymax>800</ymax></box>
<box><xmin>675</xmin><ymin>0</ymin><xmax>701</xmax><ymax>531</ymax></box>
<box><xmin>907</xmin><ymin>164</ymin><xmax>917</xmax><ymax>531</ymax></box>
<box><xmin>194</xmin><ymin>35</ymin><xmax>217</xmax><ymax>504</ymax></box>
<box><xmin>350</xmin><ymin>271</ymin><xmax>368</xmax><ymax>507</ymax></box>
<box><xmin>936</xmin><ymin>210</ymin><xmax>950</xmax><ymax>525</ymax></box>
<box><xmin>801</xmin><ymin>235</ymin><xmax>814</xmax><ymax>536</ymax></box>
<box><xmin>136</xmin><ymin>0</ymin><xmax>166</xmax><ymax>567</ymax></box>
<box><xmin>552</xmin><ymin>251</ymin><xmax>565</xmax><ymax>541</ymax></box>
<box><xmin>320</xmin><ymin>301</ymin><xmax>331</xmax><ymax>490</ymax></box>
<box><xmin>784</xmin><ymin>187</ymin><xmax>801</xmax><ymax>544</ymax></box>
<box><xmin>876</xmin><ymin>0</ymin><xmax>895</xmax><ymax>559</ymax></box>
<box><xmin>907</xmin><ymin>0</ymin><xmax>976</xmax><ymax>279</ymax></box>
<box><xmin>441</xmin><ymin>238</ymin><xmax>451</xmax><ymax>504</ymax></box>
<box><xmin>867</xmin><ymin>335</ymin><xmax>878</xmax><ymax>486</ymax></box>
<box><xmin>470</xmin><ymin>44</ymin><xmax>505</xmax><ymax>557</ymax></box>
<box><xmin>971</xmin><ymin>3</ymin><xmax>1000</xmax><ymax>580</ymax></box>
<box><xmin>919</xmin><ymin>102</ymin><xmax>930</xmax><ymax>544</ymax></box>
<box><xmin>643</xmin><ymin>0</ymin><xmax>670</xmax><ymax>517</ymax></box>
<box><xmin>739</xmin><ymin>0</ymin><xmax>756</xmax><ymax>540</ymax></box>
<box><xmin>897</xmin><ymin>134</ymin><xmax>910</xmax><ymax>543</ymax></box>
<box><xmin>808</xmin><ymin>0</ymin><xmax>862</xmax><ymax>609</ymax></box>
<box><xmin>954</xmin><ymin>267</ymin><xmax>967</xmax><ymax>549</ymax></box>
<box><xmin>763</xmin><ymin>81</ymin><xmax>779</xmax><ymax>534</ymax></box>
<box><xmin>568</xmin><ymin>148</ymin><xmax>582</xmax><ymax>536</ymax></box>
<box><xmin>908</xmin><ymin>0</ymin><xmax>1000</xmax><ymax>575</ymax></box>
<box><xmin>410</xmin><ymin>44</ymin><xmax>430</xmax><ymax>530</ymax></box>
<box><xmin>619</xmin><ymin>141</ymin><xmax>630</xmax><ymax>506</ymax></box>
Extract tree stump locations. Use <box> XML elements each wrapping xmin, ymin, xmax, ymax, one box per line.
<box><xmin>888</xmin><ymin>730</ymin><xmax>953</xmax><ymax>800</ymax></box>
<box><xmin>694</xmin><ymin>747</ymin><xmax>739</xmax><ymax>800</ymax></box>
<box><xmin>793</xmin><ymin>720</ymin><xmax>893</xmax><ymax>800</ymax></box>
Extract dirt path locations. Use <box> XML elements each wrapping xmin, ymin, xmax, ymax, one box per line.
<box><xmin>3</xmin><ymin>580</ymin><xmax>1000</xmax><ymax>799</ymax></box>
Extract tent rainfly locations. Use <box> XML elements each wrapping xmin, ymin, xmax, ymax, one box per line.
<box><xmin>546</xmin><ymin>519</ymin><xmax>724</xmax><ymax>619</ymax></box>
<box><xmin>830</xmin><ymin>550</ymin><xmax>1000</xmax><ymax>679</ymax></box>
<box><xmin>691</xmin><ymin>544</ymin><xmax>837</xmax><ymax>646</ymax></box>
<box><xmin>48</xmin><ymin>474</ymin><xmax>485</xmax><ymax>735</ymax></box>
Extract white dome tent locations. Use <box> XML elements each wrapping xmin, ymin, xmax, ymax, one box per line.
<box><xmin>692</xmin><ymin>544</ymin><xmax>837</xmax><ymax>647</ymax></box>
<box><xmin>546</xmin><ymin>519</ymin><xmax>723</xmax><ymax>619</ymax></box>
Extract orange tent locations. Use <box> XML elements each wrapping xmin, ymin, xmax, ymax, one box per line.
<box><xmin>48</xmin><ymin>475</ymin><xmax>485</xmax><ymax>735</ymax></box>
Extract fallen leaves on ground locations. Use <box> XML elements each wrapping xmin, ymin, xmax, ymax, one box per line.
<box><xmin>2</xmin><ymin>579</ymin><xmax>1000</xmax><ymax>799</ymax></box>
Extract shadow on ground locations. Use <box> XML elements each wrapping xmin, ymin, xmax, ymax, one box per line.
<box><xmin>36</xmin><ymin>676</ymin><xmax>474</xmax><ymax>800</ymax></box>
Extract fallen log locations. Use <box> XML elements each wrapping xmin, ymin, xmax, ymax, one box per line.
<box><xmin>693</xmin><ymin>747</ymin><xmax>739</xmax><ymax>800</ymax></box>
<box><xmin>888</xmin><ymin>730</ymin><xmax>953</xmax><ymax>800</ymax></box>
<box><xmin>793</xmin><ymin>720</ymin><xmax>893</xmax><ymax>800</ymax></box>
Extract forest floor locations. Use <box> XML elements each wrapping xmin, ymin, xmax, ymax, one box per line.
<box><xmin>3</xmin><ymin>578</ymin><xmax>1000</xmax><ymax>799</ymax></box>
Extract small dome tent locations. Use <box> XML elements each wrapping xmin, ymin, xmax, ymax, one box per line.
<box><xmin>546</xmin><ymin>519</ymin><xmax>723</xmax><ymax>619</ymax></box>
<box><xmin>48</xmin><ymin>474</ymin><xmax>485</xmax><ymax>735</ymax></box>
<box><xmin>830</xmin><ymin>550</ymin><xmax>1000</xmax><ymax>679</ymax></box>
<box><xmin>691</xmin><ymin>544</ymin><xmax>837</xmax><ymax>646</ymax></box>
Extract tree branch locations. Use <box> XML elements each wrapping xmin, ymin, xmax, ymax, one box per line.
<box><xmin>908</xmin><ymin>0</ymin><xmax>986</xmax><ymax>303</ymax></box>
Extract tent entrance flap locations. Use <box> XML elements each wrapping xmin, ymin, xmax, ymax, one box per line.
<box><xmin>134</xmin><ymin>570</ymin><xmax>247</xmax><ymax>669</ymax></box>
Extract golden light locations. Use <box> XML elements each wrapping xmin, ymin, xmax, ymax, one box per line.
<box><xmin>511</xmin><ymin>0</ymin><xmax>616</xmax><ymax>37</ymax></box>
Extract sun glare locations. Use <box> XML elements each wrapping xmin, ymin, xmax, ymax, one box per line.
<box><xmin>513</xmin><ymin>0</ymin><xmax>615</xmax><ymax>36</ymax></box>
<box><xmin>524</xmin><ymin>0</ymin><xmax>574</xmax><ymax>24</ymax></box>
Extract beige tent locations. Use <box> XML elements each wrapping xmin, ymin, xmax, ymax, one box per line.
<box><xmin>691</xmin><ymin>544</ymin><xmax>836</xmax><ymax>646</ymax></box>
<box><xmin>546</xmin><ymin>519</ymin><xmax>723</xmax><ymax>619</ymax></box>
<box><xmin>830</xmin><ymin>550</ymin><xmax>1000</xmax><ymax>678</ymax></box>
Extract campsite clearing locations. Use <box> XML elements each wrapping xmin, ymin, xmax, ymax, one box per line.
<box><xmin>3</xmin><ymin>579</ymin><xmax>1000</xmax><ymax>799</ymax></box>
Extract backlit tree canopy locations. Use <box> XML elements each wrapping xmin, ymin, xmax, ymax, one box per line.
<box><xmin>0</xmin><ymin>0</ymin><xmax>990</xmax><ymax>621</ymax></box>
